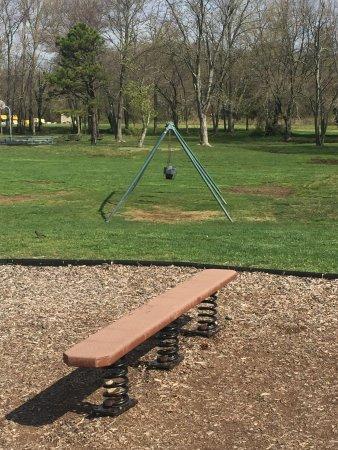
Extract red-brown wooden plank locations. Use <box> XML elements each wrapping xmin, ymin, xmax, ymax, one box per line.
<box><xmin>63</xmin><ymin>269</ymin><xmax>237</xmax><ymax>368</ymax></box>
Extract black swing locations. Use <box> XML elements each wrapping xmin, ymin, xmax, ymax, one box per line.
<box><xmin>163</xmin><ymin>129</ymin><xmax>176</xmax><ymax>180</ymax></box>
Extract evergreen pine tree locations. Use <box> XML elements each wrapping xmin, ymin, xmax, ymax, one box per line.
<box><xmin>50</xmin><ymin>23</ymin><xmax>104</xmax><ymax>144</ymax></box>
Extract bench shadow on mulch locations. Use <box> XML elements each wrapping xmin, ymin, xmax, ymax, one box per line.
<box><xmin>5</xmin><ymin>338</ymin><xmax>159</xmax><ymax>427</ymax></box>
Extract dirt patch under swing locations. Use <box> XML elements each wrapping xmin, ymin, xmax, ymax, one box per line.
<box><xmin>123</xmin><ymin>206</ymin><xmax>222</xmax><ymax>223</ymax></box>
<box><xmin>229</xmin><ymin>184</ymin><xmax>294</xmax><ymax>198</ymax></box>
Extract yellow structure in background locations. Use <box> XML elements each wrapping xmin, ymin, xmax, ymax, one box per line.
<box><xmin>1</xmin><ymin>114</ymin><xmax>18</xmax><ymax>125</ymax></box>
<box><xmin>0</xmin><ymin>114</ymin><xmax>45</xmax><ymax>126</ymax></box>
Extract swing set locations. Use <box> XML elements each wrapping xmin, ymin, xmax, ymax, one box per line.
<box><xmin>100</xmin><ymin>122</ymin><xmax>232</xmax><ymax>222</ymax></box>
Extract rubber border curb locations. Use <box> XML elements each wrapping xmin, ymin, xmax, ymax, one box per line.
<box><xmin>0</xmin><ymin>259</ymin><xmax>337</xmax><ymax>279</ymax></box>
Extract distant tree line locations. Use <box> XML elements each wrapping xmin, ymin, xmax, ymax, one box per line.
<box><xmin>0</xmin><ymin>0</ymin><xmax>337</xmax><ymax>146</ymax></box>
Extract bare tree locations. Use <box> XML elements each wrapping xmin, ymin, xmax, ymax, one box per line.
<box><xmin>251</xmin><ymin>0</ymin><xmax>309</xmax><ymax>139</ymax></box>
<box><xmin>166</xmin><ymin>0</ymin><xmax>251</xmax><ymax>145</ymax></box>
<box><xmin>25</xmin><ymin>0</ymin><xmax>49</xmax><ymax>134</ymax></box>
<box><xmin>0</xmin><ymin>0</ymin><xmax>336</xmax><ymax>143</ymax></box>
<box><xmin>0</xmin><ymin>0</ymin><xmax>24</xmax><ymax>108</ymax></box>
<box><xmin>219</xmin><ymin>0</ymin><xmax>251</xmax><ymax>133</ymax></box>
<box><xmin>63</xmin><ymin>0</ymin><xmax>104</xmax><ymax>29</ymax></box>
<box><xmin>103</xmin><ymin>0</ymin><xmax>146</xmax><ymax>142</ymax></box>
<box><xmin>147</xmin><ymin>20</ymin><xmax>190</xmax><ymax>130</ymax></box>
<box><xmin>166</xmin><ymin>0</ymin><xmax>223</xmax><ymax>145</ymax></box>
<box><xmin>305</xmin><ymin>0</ymin><xmax>337</xmax><ymax>146</ymax></box>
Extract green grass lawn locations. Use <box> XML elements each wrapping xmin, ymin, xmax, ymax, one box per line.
<box><xmin>0</xmin><ymin>125</ymin><xmax>337</xmax><ymax>272</ymax></box>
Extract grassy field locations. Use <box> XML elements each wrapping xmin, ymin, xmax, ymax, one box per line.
<box><xmin>0</xmin><ymin>125</ymin><xmax>337</xmax><ymax>272</ymax></box>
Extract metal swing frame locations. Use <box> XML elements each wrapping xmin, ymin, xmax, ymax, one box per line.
<box><xmin>101</xmin><ymin>122</ymin><xmax>233</xmax><ymax>222</ymax></box>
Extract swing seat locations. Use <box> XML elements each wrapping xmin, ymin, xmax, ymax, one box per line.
<box><xmin>164</xmin><ymin>165</ymin><xmax>176</xmax><ymax>179</ymax></box>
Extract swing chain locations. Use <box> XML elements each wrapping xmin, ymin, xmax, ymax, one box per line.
<box><xmin>167</xmin><ymin>129</ymin><xmax>173</xmax><ymax>166</ymax></box>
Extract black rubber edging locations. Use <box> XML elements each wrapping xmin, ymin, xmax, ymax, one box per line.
<box><xmin>0</xmin><ymin>258</ymin><xmax>337</xmax><ymax>279</ymax></box>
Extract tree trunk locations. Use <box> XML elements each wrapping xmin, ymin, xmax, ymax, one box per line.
<box><xmin>199</xmin><ymin>111</ymin><xmax>210</xmax><ymax>146</ymax></box>
<box><xmin>89</xmin><ymin>106</ymin><xmax>98</xmax><ymax>145</ymax></box>
<box><xmin>36</xmin><ymin>84</ymin><xmax>44</xmax><ymax>132</ymax></box>
<box><xmin>283</xmin><ymin>114</ymin><xmax>292</xmax><ymax>141</ymax></box>
<box><xmin>181</xmin><ymin>83</ymin><xmax>189</xmax><ymax>133</ymax></box>
<box><xmin>29</xmin><ymin>112</ymin><xmax>35</xmax><ymax>135</ymax></box>
<box><xmin>96</xmin><ymin>110</ymin><xmax>100</xmax><ymax>139</ymax></box>
<box><xmin>265</xmin><ymin>99</ymin><xmax>281</xmax><ymax>134</ymax></box>
<box><xmin>6</xmin><ymin>41</ymin><xmax>12</xmax><ymax>110</ymax></box>
<box><xmin>245</xmin><ymin>115</ymin><xmax>249</xmax><ymax>131</ymax></box>
<box><xmin>82</xmin><ymin>115</ymin><xmax>88</xmax><ymax>134</ymax></box>
<box><xmin>107</xmin><ymin>104</ymin><xmax>117</xmax><ymax>135</ymax></box>
<box><xmin>138</xmin><ymin>115</ymin><xmax>150</xmax><ymax>147</ymax></box>
<box><xmin>314</xmin><ymin>44</ymin><xmax>322</xmax><ymax>147</ymax></box>
<box><xmin>222</xmin><ymin>104</ymin><xmax>227</xmax><ymax>131</ymax></box>
<box><xmin>88</xmin><ymin>113</ymin><xmax>92</xmax><ymax>136</ymax></box>
<box><xmin>153</xmin><ymin>88</ymin><xmax>158</xmax><ymax>134</ymax></box>
<box><xmin>153</xmin><ymin>114</ymin><xmax>158</xmax><ymax>134</ymax></box>
<box><xmin>172</xmin><ymin>109</ymin><xmax>179</xmax><ymax>129</ymax></box>
<box><xmin>314</xmin><ymin>109</ymin><xmax>321</xmax><ymax>146</ymax></box>
<box><xmin>108</xmin><ymin>111</ymin><xmax>117</xmax><ymax>135</ymax></box>
<box><xmin>17</xmin><ymin>107</ymin><xmax>25</xmax><ymax>134</ymax></box>
<box><xmin>124</xmin><ymin>107</ymin><xmax>130</xmax><ymax>131</ymax></box>
<box><xmin>92</xmin><ymin>111</ymin><xmax>98</xmax><ymax>144</ymax></box>
<box><xmin>193</xmin><ymin>72</ymin><xmax>211</xmax><ymax>146</ymax></box>
<box><xmin>71</xmin><ymin>116</ymin><xmax>77</xmax><ymax>133</ymax></box>
<box><xmin>116</xmin><ymin>95</ymin><xmax>123</xmax><ymax>141</ymax></box>
<box><xmin>211</xmin><ymin>104</ymin><xmax>219</xmax><ymax>134</ymax></box>
<box><xmin>184</xmin><ymin>107</ymin><xmax>189</xmax><ymax>133</ymax></box>
<box><xmin>256</xmin><ymin>115</ymin><xmax>264</xmax><ymax>130</ymax></box>
<box><xmin>334</xmin><ymin>107</ymin><xmax>338</xmax><ymax>125</ymax></box>
<box><xmin>116</xmin><ymin>63</ymin><xmax>126</xmax><ymax>142</ymax></box>
<box><xmin>226</xmin><ymin>61</ymin><xmax>235</xmax><ymax>134</ymax></box>
<box><xmin>37</xmin><ymin>113</ymin><xmax>42</xmax><ymax>132</ymax></box>
<box><xmin>319</xmin><ymin>115</ymin><xmax>327</xmax><ymax>146</ymax></box>
<box><xmin>227</xmin><ymin>105</ymin><xmax>234</xmax><ymax>133</ymax></box>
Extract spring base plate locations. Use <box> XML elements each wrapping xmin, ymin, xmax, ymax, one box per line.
<box><xmin>92</xmin><ymin>398</ymin><xmax>138</xmax><ymax>417</ymax></box>
<box><xmin>147</xmin><ymin>354</ymin><xmax>184</xmax><ymax>371</ymax></box>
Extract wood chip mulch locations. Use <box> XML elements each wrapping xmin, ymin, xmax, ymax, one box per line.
<box><xmin>0</xmin><ymin>264</ymin><xmax>336</xmax><ymax>449</ymax></box>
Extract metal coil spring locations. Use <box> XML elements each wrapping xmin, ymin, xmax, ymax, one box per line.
<box><xmin>197</xmin><ymin>294</ymin><xmax>218</xmax><ymax>334</ymax></box>
<box><xmin>102</xmin><ymin>359</ymin><xmax>129</xmax><ymax>409</ymax></box>
<box><xmin>157</xmin><ymin>323</ymin><xmax>180</xmax><ymax>364</ymax></box>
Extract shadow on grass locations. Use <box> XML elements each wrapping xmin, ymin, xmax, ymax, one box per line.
<box><xmin>6</xmin><ymin>337</ymin><xmax>159</xmax><ymax>426</ymax></box>
<box><xmin>183</xmin><ymin>132</ymin><xmax>338</xmax><ymax>153</ymax></box>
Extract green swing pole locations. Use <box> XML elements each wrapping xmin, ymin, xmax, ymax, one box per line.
<box><xmin>173</xmin><ymin>126</ymin><xmax>225</xmax><ymax>201</ymax></box>
<box><xmin>178</xmin><ymin>136</ymin><xmax>231</xmax><ymax>214</ymax></box>
<box><xmin>104</xmin><ymin>124</ymin><xmax>171</xmax><ymax>222</ymax></box>
<box><xmin>173</xmin><ymin>129</ymin><xmax>229</xmax><ymax>207</ymax></box>
<box><xmin>181</xmin><ymin>143</ymin><xmax>233</xmax><ymax>222</ymax></box>
<box><xmin>170</xmin><ymin>124</ymin><xmax>227</xmax><ymax>205</ymax></box>
<box><xmin>169</xmin><ymin>125</ymin><xmax>232</xmax><ymax>221</ymax></box>
<box><xmin>165</xmin><ymin>122</ymin><xmax>227</xmax><ymax>208</ymax></box>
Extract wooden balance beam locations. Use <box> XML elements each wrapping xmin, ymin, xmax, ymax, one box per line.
<box><xmin>63</xmin><ymin>269</ymin><xmax>237</xmax><ymax>417</ymax></box>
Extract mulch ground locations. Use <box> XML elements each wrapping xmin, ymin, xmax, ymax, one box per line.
<box><xmin>0</xmin><ymin>264</ymin><xmax>336</xmax><ymax>449</ymax></box>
